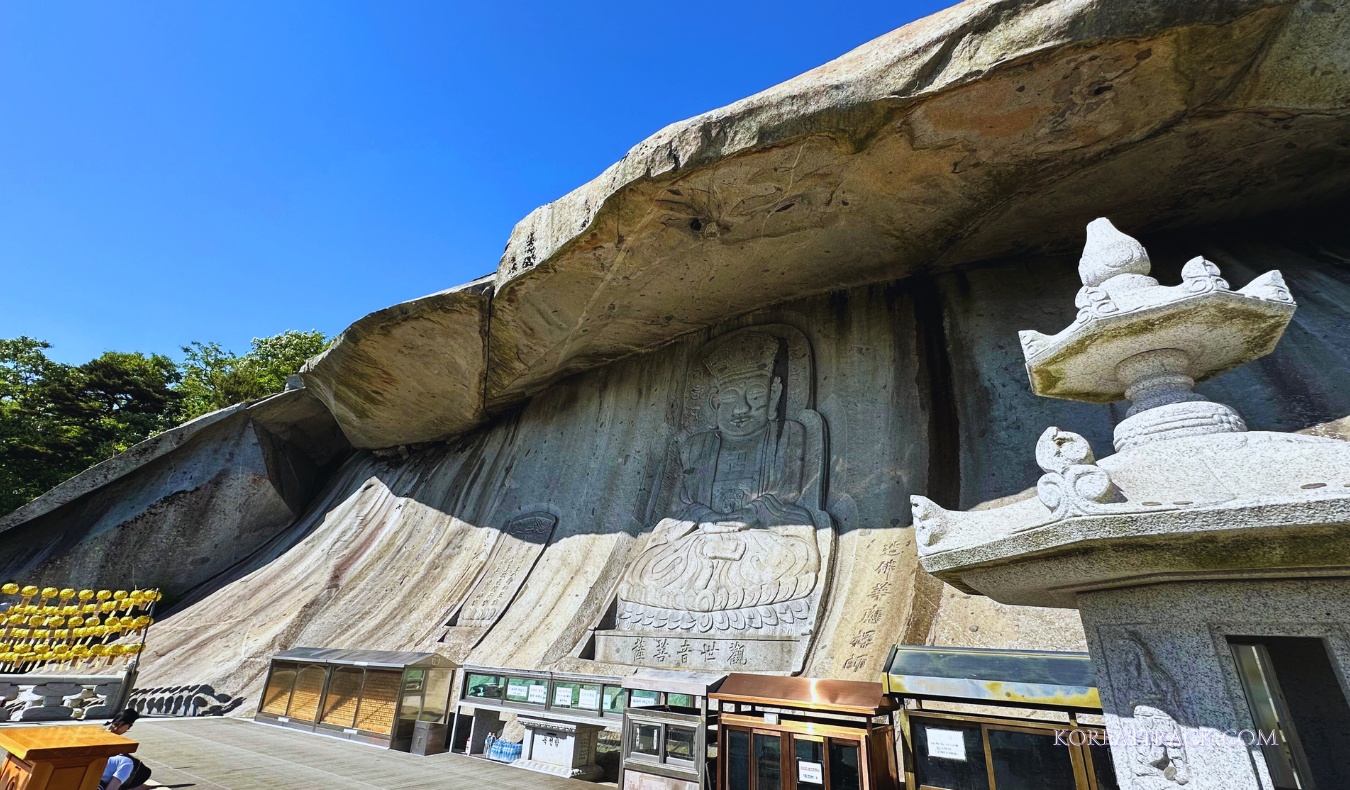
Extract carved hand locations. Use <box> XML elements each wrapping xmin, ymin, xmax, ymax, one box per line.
<box><xmin>699</xmin><ymin>520</ymin><xmax>751</xmax><ymax>534</ymax></box>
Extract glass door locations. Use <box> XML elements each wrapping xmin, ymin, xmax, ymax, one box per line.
<box><xmin>756</xmin><ymin>732</ymin><xmax>784</xmax><ymax>790</ymax></box>
<box><xmin>726</xmin><ymin>727</ymin><xmax>786</xmax><ymax>790</ymax></box>
<box><xmin>794</xmin><ymin>736</ymin><xmax>825</xmax><ymax>790</ymax></box>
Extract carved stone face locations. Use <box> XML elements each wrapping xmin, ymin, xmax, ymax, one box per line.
<box><xmin>712</xmin><ymin>374</ymin><xmax>781</xmax><ymax>438</ymax></box>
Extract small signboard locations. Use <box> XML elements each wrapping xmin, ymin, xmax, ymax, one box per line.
<box><xmin>554</xmin><ymin>686</ymin><xmax>574</xmax><ymax>706</ymax></box>
<box><xmin>926</xmin><ymin>727</ymin><xmax>968</xmax><ymax>761</ymax></box>
<box><xmin>579</xmin><ymin>688</ymin><xmax>600</xmax><ymax>709</ymax></box>
<box><xmin>798</xmin><ymin>761</ymin><xmax>824</xmax><ymax>784</ymax></box>
<box><xmin>527</xmin><ymin>684</ymin><xmax>548</xmax><ymax>704</ymax></box>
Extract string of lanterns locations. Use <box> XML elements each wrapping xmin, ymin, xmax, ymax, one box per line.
<box><xmin>0</xmin><ymin>584</ymin><xmax>160</xmax><ymax>673</ymax></box>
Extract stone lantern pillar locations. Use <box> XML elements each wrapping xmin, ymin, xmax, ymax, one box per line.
<box><xmin>911</xmin><ymin>219</ymin><xmax>1350</xmax><ymax>789</ymax></box>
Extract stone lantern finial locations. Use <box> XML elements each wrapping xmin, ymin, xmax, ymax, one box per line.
<box><xmin>1078</xmin><ymin>217</ymin><xmax>1151</xmax><ymax>287</ymax></box>
<box><xmin>1018</xmin><ymin>218</ymin><xmax>1296</xmax><ymax>451</ymax></box>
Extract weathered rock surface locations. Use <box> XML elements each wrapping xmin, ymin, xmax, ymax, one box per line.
<box><xmin>299</xmin><ymin>277</ymin><xmax>493</xmax><ymax>449</ymax></box>
<box><xmin>134</xmin><ymin>213</ymin><xmax>1350</xmax><ymax>707</ymax></box>
<box><xmin>278</xmin><ymin>0</ymin><xmax>1350</xmax><ymax>450</ymax></box>
<box><xmin>486</xmin><ymin>0</ymin><xmax>1350</xmax><ymax>414</ymax></box>
<box><xmin>135</xmin><ymin>286</ymin><xmax>943</xmax><ymax>704</ymax></box>
<box><xmin>5</xmin><ymin>0</ymin><xmax>1350</xmax><ymax>711</ymax></box>
<box><xmin>0</xmin><ymin>390</ymin><xmax>349</xmax><ymax>602</ymax></box>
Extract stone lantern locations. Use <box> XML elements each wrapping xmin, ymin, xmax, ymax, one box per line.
<box><xmin>911</xmin><ymin>219</ymin><xmax>1350</xmax><ymax>789</ymax></box>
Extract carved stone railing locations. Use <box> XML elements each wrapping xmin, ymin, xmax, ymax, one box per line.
<box><xmin>0</xmin><ymin>672</ymin><xmax>132</xmax><ymax>721</ymax></box>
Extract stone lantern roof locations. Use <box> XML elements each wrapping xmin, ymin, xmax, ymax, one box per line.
<box><xmin>912</xmin><ymin>219</ymin><xmax>1350</xmax><ymax>608</ymax></box>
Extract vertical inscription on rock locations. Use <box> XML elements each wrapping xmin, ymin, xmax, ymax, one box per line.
<box><xmin>455</xmin><ymin>511</ymin><xmax>558</xmax><ymax>627</ymax></box>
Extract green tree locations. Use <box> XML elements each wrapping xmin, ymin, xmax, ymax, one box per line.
<box><xmin>0</xmin><ymin>339</ymin><xmax>182</xmax><ymax>514</ymax></box>
<box><xmin>178</xmin><ymin>330</ymin><xmax>327</xmax><ymax>420</ymax></box>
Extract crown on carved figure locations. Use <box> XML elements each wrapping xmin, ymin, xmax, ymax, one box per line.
<box><xmin>704</xmin><ymin>331</ymin><xmax>779</xmax><ymax>383</ymax></box>
<box><xmin>1078</xmin><ymin>217</ymin><xmax>1151</xmax><ymax>287</ymax></box>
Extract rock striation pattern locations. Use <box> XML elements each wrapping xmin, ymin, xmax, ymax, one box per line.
<box><xmin>0</xmin><ymin>390</ymin><xmax>349</xmax><ymax>603</ymax></box>
<box><xmin>2</xmin><ymin>0</ymin><xmax>1350</xmax><ymax>715</ymax></box>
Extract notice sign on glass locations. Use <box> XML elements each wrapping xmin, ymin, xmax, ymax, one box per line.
<box><xmin>578</xmin><ymin>688</ymin><xmax>600</xmax><ymax>709</ymax></box>
<box><xmin>926</xmin><ymin>727</ymin><xmax>967</xmax><ymax>761</ymax></box>
<box><xmin>798</xmin><ymin>761</ymin><xmax>824</xmax><ymax>784</ymax></box>
<box><xmin>506</xmin><ymin>680</ymin><xmax>529</xmax><ymax>701</ymax></box>
<box><xmin>528</xmin><ymin>684</ymin><xmax>548</xmax><ymax>704</ymax></box>
<box><xmin>554</xmin><ymin>686</ymin><xmax>574</xmax><ymax>706</ymax></box>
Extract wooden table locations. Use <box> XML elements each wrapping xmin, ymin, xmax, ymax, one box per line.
<box><xmin>0</xmin><ymin>726</ymin><xmax>137</xmax><ymax>790</ymax></box>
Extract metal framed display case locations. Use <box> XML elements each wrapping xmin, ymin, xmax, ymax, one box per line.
<box><xmin>450</xmin><ymin>666</ymin><xmax>627</xmax><ymax>758</ymax></box>
<box><xmin>619</xmin><ymin>669</ymin><xmax>726</xmax><ymax>790</ymax></box>
<box><xmin>254</xmin><ymin>648</ymin><xmax>456</xmax><ymax>752</ymax></box>
<box><xmin>883</xmin><ymin>645</ymin><xmax>1117</xmax><ymax>790</ymax></box>
<box><xmin>711</xmin><ymin>673</ymin><xmax>901</xmax><ymax>790</ymax></box>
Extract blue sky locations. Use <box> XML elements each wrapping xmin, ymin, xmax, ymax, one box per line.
<box><xmin>0</xmin><ymin>1</ymin><xmax>945</xmax><ymax>365</ymax></box>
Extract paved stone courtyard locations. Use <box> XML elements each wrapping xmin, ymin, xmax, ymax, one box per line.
<box><xmin>127</xmin><ymin>717</ymin><xmax>597</xmax><ymax>790</ymax></box>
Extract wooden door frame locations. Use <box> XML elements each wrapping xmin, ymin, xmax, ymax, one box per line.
<box><xmin>722</xmin><ymin>721</ymin><xmax>873</xmax><ymax>790</ymax></box>
<box><xmin>906</xmin><ymin>710</ymin><xmax>1108</xmax><ymax>790</ymax></box>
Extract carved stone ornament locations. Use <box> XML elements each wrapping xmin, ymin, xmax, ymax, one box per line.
<box><xmin>1019</xmin><ymin>218</ymin><xmax>1294</xmax><ymax>453</ymax></box>
<box><xmin>1034</xmin><ymin>428</ymin><xmax>1121</xmax><ymax>518</ymax></box>
<box><xmin>1107</xmin><ymin>631</ymin><xmax>1193</xmax><ymax>788</ymax></box>
<box><xmin>614</xmin><ymin>325</ymin><xmax>833</xmax><ymax>639</ymax></box>
<box><xmin>911</xmin><ymin>218</ymin><xmax>1350</xmax><ymax>612</ymax></box>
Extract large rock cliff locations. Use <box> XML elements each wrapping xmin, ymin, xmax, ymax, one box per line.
<box><xmin>4</xmin><ymin>0</ymin><xmax>1348</xmax><ymax>709</ymax></box>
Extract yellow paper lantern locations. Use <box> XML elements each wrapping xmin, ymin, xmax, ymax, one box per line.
<box><xmin>96</xmin><ymin>590</ymin><xmax>112</xmax><ymax>602</ymax></box>
<box><xmin>1</xmin><ymin>583</ymin><xmax>18</xmax><ymax>595</ymax></box>
<box><xmin>59</xmin><ymin>588</ymin><xmax>75</xmax><ymax>600</ymax></box>
<box><xmin>73</xmin><ymin>645</ymin><xmax>89</xmax><ymax>657</ymax></box>
<box><xmin>21</xmin><ymin>586</ymin><xmax>38</xmax><ymax>597</ymax></box>
<box><xmin>68</xmin><ymin>616</ymin><xmax>84</xmax><ymax>627</ymax></box>
<box><xmin>40</xmin><ymin>587</ymin><xmax>58</xmax><ymax>599</ymax></box>
<box><xmin>78</xmin><ymin>589</ymin><xmax>94</xmax><ymax>601</ymax></box>
<box><xmin>112</xmin><ymin>591</ymin><xmax>128</xmax><ymax>600</ymax></box>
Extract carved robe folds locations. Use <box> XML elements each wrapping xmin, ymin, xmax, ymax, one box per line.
<box><xmin>612</xmin><ymin>324</ymin><xmax>834</xmax><ymax>642</ymax></box>
<box><xmin>617</xmin><ymin>422</ymin><xmax>821</xmax><ymax>630</ymax></box>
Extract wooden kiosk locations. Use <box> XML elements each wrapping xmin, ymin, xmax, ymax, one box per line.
<box><xmin>883</xmin><ymin>645</ymin><xmax>1116</xmax><ymax>790</ymax></box>
<box><xmin>255</xmin><ymin>647</ymin><xmax>455</xmax><ymax>751</ymax></box>
<box><xmin>710</xmin><ymin>674</ymin><xmax>900</xmax><ymax>790</ymax></box>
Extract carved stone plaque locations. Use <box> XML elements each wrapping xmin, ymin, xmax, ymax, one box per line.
<box><xmin>452</xmin><ymin>510</ymin><xmax>557</xmax><ymax>627</ymax></box>
<box><xmin>594</xmin><ymin>632</ymin><xmax>807</xmax><ymax>673</ymax></box>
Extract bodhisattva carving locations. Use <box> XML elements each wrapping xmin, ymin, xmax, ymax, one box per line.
<box><xmin>616</xmin><ymin>326</ymin><xmax>833</xmax><ymax>636</ymax></box>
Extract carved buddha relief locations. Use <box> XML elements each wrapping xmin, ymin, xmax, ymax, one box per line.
<box><xmin>616</xmin><ymin>325</ymin><xmax>834</xmax><ymax>639</ymax></box>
